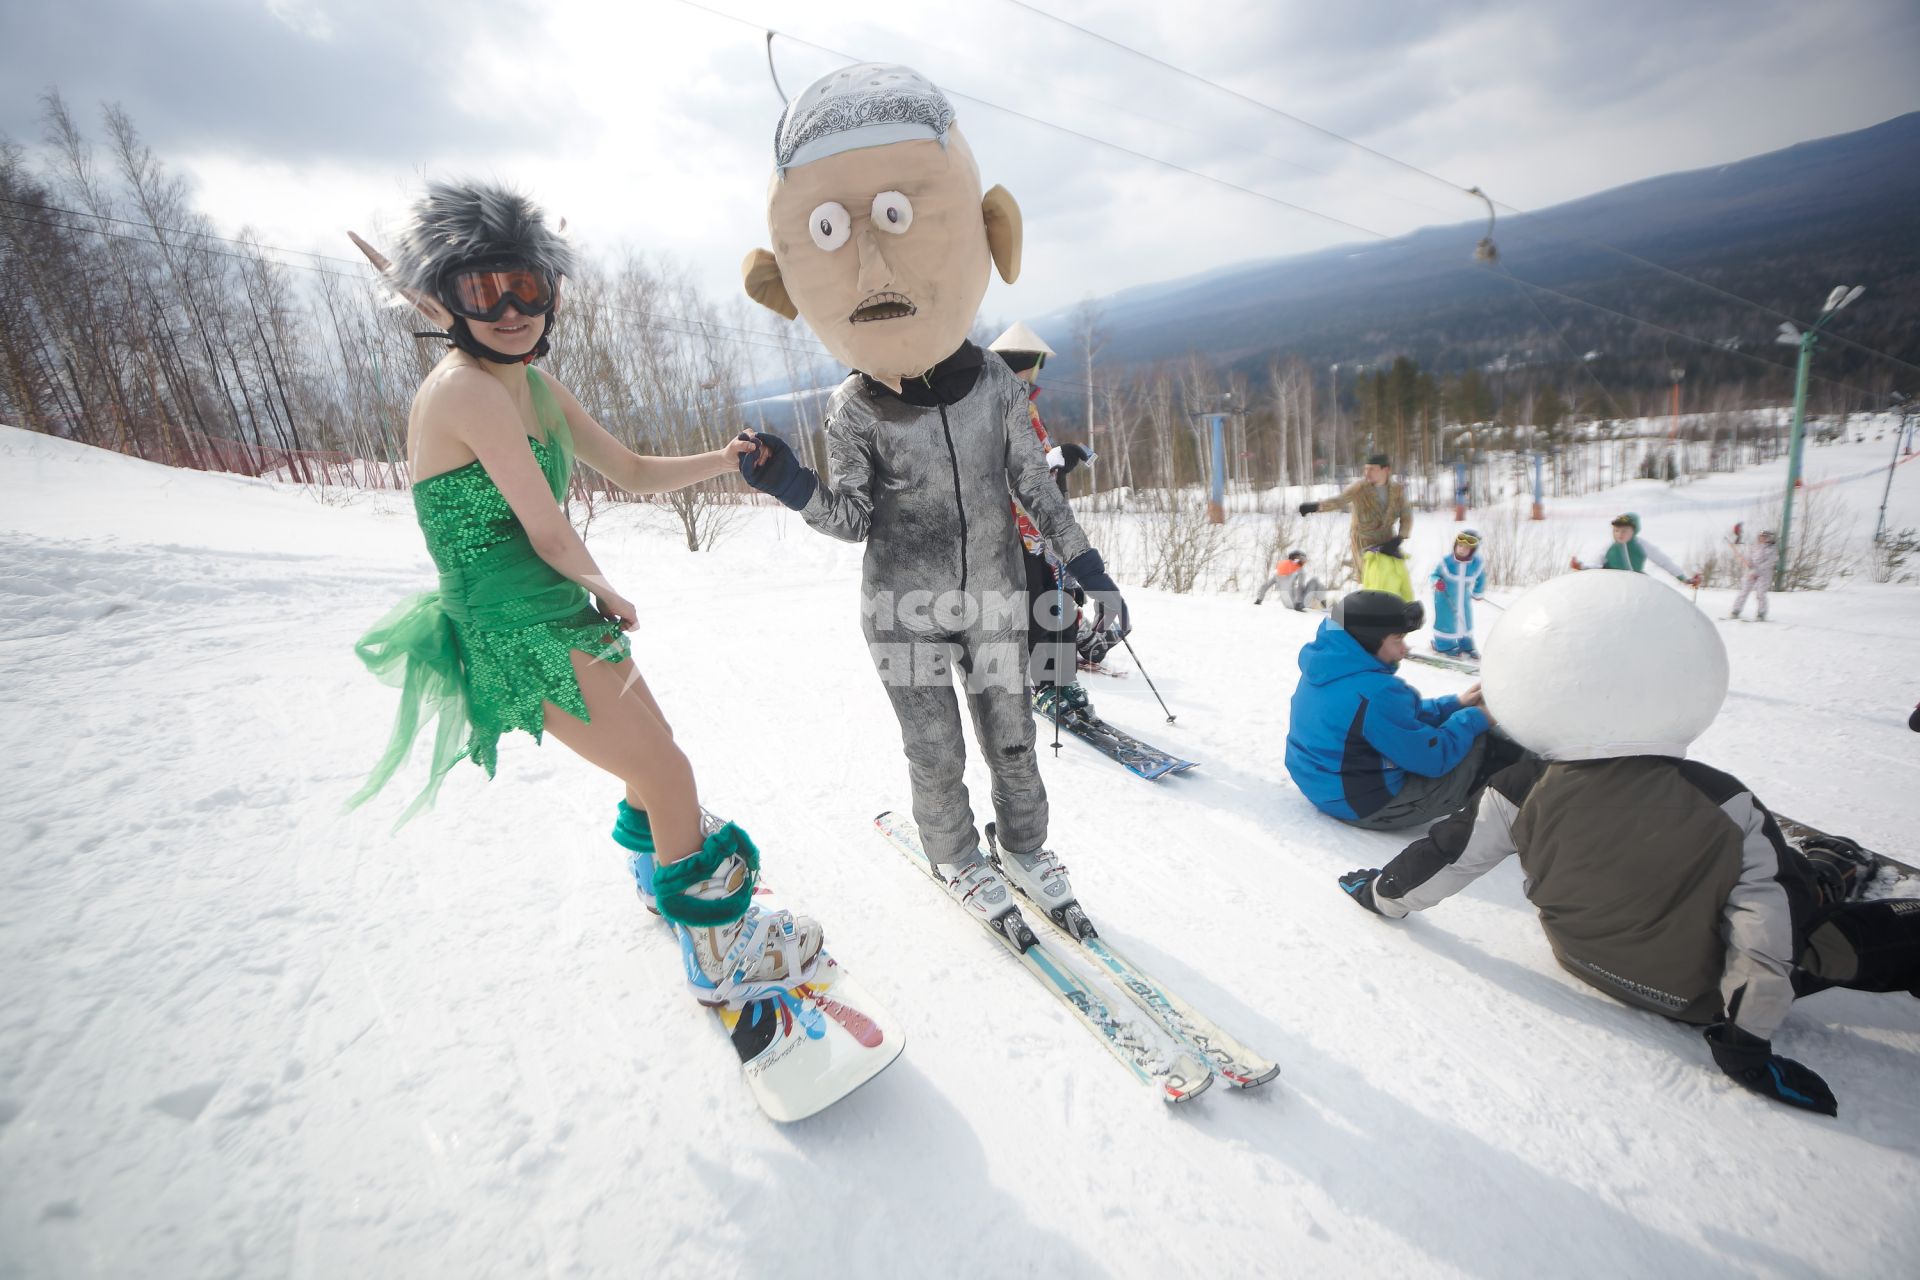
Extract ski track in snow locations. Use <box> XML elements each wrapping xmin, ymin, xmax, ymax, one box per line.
<box><xmin>1</xmin><ymin>423</ymin><xmax>1917</xmax><ymax>1278</ymax></box>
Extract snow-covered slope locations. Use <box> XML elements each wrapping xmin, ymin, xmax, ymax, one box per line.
<box><xmin>2</xmin><ymin>424</ymin><xmax>1916</xmax><ymax>1278</ymax></box>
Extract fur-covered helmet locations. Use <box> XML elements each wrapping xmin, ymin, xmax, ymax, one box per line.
<box><xmin>389</xmin><ymin>180</ymin><xmax>573</xmax><ymax>363</ymax></box>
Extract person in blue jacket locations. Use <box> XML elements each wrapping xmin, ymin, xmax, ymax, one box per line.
<box><xmin>1430</xmin><ymin>530</ymin><xmax>1488</xmax><ymax>657</ymax></box>
<box><xmin>1286</xmin><ymin>590</ymin><xmax>1522</xmax><ymax>830</ymax></box>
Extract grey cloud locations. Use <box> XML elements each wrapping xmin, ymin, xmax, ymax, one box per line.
<box><xmin>0</xmin><ymin>0</ymin><xmax>548</xmax><ymax>161</ymax></box>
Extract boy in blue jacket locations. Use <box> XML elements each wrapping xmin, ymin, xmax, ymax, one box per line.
<box><xmin>1286</xmin><ymin>590</ymin><xmax>1521</xmax><ymax>830</ymax></box>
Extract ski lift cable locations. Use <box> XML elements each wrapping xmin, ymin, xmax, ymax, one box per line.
<box><xmin>998</xmin><ymin>0</ymin><xmax>1920</xmax><ymax>382</ymax></box>
<box><xmin>703</xmin><ymin>5</ymin><xmax>1895</xmax><ymax>402</ymax></box>
<box><xmin>677</xmin><ymin>0</ymin><xmax>1398</xmax><ymax>242</ymax></box>
<box><xmin>1493</xmin><ymin>261</ymin><xmax>1626</xmax><ymax>420</ymax></box>
<box><xmin>1487</xmin><ymin>263</ymin><xmax>1878</xmax><ymax>399</ymax></box>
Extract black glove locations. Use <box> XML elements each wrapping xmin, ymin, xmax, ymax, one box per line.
<box><xmin>1066</xmin><ymin>549</ymin><xmax>1129</xmax><ymax>638</ymax></box>
<box><xmin>1298</xmin><ymin>501</ymin><xmax>1320</xmax><ymax>516</ymax></box>
<box><xmin>1338</xmin><ymin>869</ymin><xmax>1386</xmax><ymax>916</ymax></box>
<box><xmin>1703</xmin><ymin>1023</ymin><xmax>1837</xmax><ymax>1116</ymax></box>
<box><xmin>1374</xmin><ymin>536</ymin><xmax>1405</xmax><ymax>559</ymax></box>
<box><xmin>737</xmin><ymin>432</ymin><xmax>818</xmax><ymax>512</ymax></box>
<box><xmin>1910</xmin><ymin>702</ymin><xmax>1919</xmax><ymax>733</ymax></box>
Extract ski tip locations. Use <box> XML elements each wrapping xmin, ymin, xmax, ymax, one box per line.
<box><xmin>873</xmin><ymin>809</ymin><xmax>893</xmax><ymax>823</ymax></box>
<box><xmin>1224</xmin><ymin>1063</ymin><xmax>1282</xmax><ymax>1090</ymax></box>
<box><xmin>1164</xmin><ymin>1064</ymin><xmax>1215</xmax><ymax>1104</ymax></box>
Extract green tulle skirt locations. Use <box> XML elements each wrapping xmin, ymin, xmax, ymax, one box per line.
<box><xmin>347</xmin><ymin>367</ymin><xmax>629</xmax><ymax>829</ymax></box>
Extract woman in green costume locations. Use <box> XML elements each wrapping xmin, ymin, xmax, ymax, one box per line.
<box><xmin>347</xmin><ymin>181</ymin><xmax>824</xmax><ymax>1009</ymax></box>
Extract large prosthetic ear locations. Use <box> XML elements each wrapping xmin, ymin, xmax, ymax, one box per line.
<box><xmin>982</xmin><ymin>185</ymin><xmax>1022</xmax><ymax>285</ymax></box>
<box><xmin>347</xmin><ymin>230</ymin><xmax>455</xmax><ymax>328</ymax></box>
<box><xmin>742</xmin><ymin>248</ymin><xmax>797</xmax><ymax>320</ymax></box>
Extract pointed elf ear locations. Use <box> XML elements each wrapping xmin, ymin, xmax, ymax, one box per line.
<box><xmin>347</xmin><ymin>230</ymin><xmax>455</xmax><ymax>328</ymax></box>
<box><xmin>741</xmin><ymin>248</ymin><xmax>797</xmax><ymax>320</ymax></box>
<box><xmin>982</xmin><ymin>185</ymin><xmax>1022</xmax><ymax>284</ymax></box>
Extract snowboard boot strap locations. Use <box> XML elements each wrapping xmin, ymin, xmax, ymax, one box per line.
<box><xmin>653</xmin><ymin>822</ymin><xmax>760</xmax><ymax>928</ymax></box>
<box><xmin>1798</xmin><ymin>834</ymin><xmax>1875</xmax><ymax>907</ymax></box>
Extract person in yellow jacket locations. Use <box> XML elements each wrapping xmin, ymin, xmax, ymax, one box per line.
<box><xmin>1299</xmin><ymin>453</ymin><xmax>1414</xmax><ymax>601</ymax></box>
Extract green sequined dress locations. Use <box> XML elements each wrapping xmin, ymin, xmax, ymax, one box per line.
<box><xmin>349</xmin><ymin>368</ymin><xmax>629</xmax><ymax>825</ymax></box>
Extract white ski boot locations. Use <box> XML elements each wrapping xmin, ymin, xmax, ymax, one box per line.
<box><xmin>938</xmin><ymin>854</ymin><xmax>1019</xmax><ymax>927</ymax></box>
<box><xmin>986</xmin><ymin>822</ymin><xmax>1093</xmax><ymax>939</ymax></box>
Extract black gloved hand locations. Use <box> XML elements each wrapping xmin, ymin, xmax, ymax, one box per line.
<box><xmin>1703</xmin><ymin>1023</ymin><xmax>1837</xmax><ymax>1116</ymax></box>
<box><xmin>1298</xmin><ymin>501</ymin><xmax>1320</xmax><ymax>516</ymax></box>
<box><xmin>1375</xmin><ymin>536</ymin><xmax>1405</xmax><ymax>559</ymax></box>
<box><xmin>1066</xmin><ymin>549</ymin><xmax>1129</xmax><ymax>638</ymax></box>
<box><xmin>1338</xmin><ymin>869</ymin><xmax>1386</xmax><ymax>916</ymax></box>
<box><xmin>737</xmin><ymin>432</ymin><xmax>818</xmax><ymax>512</ymax></box>
<box><xmin>1910</xmin><ymin>702</ymin><xmax>1919</xmax><ymax>733</ymax></box>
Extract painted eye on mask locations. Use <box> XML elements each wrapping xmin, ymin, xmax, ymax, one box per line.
<box><xmin>808</xmin><ymin>202</ymin><xmax>851</xmax><ymax>252</ymax></box>
<box><xmin>871</xmin><ymin>191</ymin><xmax>913</xmax><ymax>235</ymax></box>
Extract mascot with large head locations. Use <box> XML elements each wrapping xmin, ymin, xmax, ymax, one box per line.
<box><xmin>737</xmin><ymin>64</ymin><xmax>1128</xmax><ymax>913</ymax></box>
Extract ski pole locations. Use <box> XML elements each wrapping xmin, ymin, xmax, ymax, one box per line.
<box><xmin>1120</xmin><ymin>633</ymin><xmax>1177</xmax><ymax>723</ymax></box>
<box><xmin>1050</xmin><ymin>577</ymin><xmax>1066</xmax><ymax>755</ymax></box>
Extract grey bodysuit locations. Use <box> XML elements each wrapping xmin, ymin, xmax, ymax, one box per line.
<box><xmin>800</xmin><ymin>343</ymin><xmax>1094</xmax><ymax>867</ymax></box>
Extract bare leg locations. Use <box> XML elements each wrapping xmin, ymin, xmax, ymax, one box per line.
<box><xmin>542</xmin><ymin>651</ymin><xmax>701</xmax><ymax>863</ymax></box>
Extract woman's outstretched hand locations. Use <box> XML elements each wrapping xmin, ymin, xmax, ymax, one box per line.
<box><xmin>724</xmin><ymin>432</ymin><xmax>757</xmax><ymax>464</ymax></box>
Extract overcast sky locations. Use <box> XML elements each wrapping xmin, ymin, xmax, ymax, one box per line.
<box><xmin>4</xmin><ymin>0</ymin><xmax>1916</xmax><ymax>332</ymax></box>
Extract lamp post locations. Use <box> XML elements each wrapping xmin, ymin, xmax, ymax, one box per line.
<box><xmin>1774</xmin><ymin>285</ymin><xmax>1865</xmax><ymax>591</ymax></box>
<box><xmin>1877</xmin><ymin>391</ymin><xmax>1912</xmax><ymax>546</ymax></box>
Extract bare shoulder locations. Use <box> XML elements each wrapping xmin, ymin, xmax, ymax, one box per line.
<box><xmin>417</xmin><ymin>360</ymin><xmax>513</xmax><ymax>424</ymax></box>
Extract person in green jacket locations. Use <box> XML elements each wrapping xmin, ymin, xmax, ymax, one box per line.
<box><xmin>1570</xmin><ymin>512</ymin><xmax>1702</xmax><ymax>587</ymax></box>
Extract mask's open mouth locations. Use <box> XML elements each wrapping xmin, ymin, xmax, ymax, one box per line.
<box><xmin>850</xmin><ymin>292</ymin><xmax>916</xmax><ymax>324</ymax></box>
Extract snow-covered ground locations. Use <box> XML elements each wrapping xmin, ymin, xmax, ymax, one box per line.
<box><xmin>2</xmin><ymin>423</ymin><xmax>1916</xmax><ymax>1279</ymax></box>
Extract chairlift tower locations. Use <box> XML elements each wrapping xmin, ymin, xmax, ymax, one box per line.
<box><xmin>1774</xmin><ymin>285</ymin><xmax>1865</xmax><ymax>591</ymax></box>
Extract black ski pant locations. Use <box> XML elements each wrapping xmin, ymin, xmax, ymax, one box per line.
<box><xmin>1023</xmin><ymin>545</ymin><xmax>1078</xmax><ymax>692</ymax></box>
<box><xmin>1794</xmin><ymin>895</ymin><xmax>1920</xmax><ymax>998</ymax></box>
<box><xmin>867</xmin><ymin>622</ymin><xmax>1049</xmax><ymax>869</ymax></box>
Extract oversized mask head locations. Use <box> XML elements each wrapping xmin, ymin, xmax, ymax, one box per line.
<box><xmin>1482</xmin><ymin>571</ymin><xmax>1727</xmax><ymax>761</ymax></box>
<box><xmin>742</xmin><ymin>63</ymin><xmax>1022</xmax><ymax>386</ymax></box>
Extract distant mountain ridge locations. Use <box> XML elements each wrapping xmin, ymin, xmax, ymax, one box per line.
<box><xmin>1036</xmin><ymin>112</ymin><xmax>1920</xmax><ymax>403</ymax></box>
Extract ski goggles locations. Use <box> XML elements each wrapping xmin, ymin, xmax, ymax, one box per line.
<box><xmin>441</xmin><ymin>264</ymin><xmax>557</xmax><ymax>322</ymax></box>
<box><xmin>1454</xmin><ymin>533</ymin><xmax>1480</xmax><ymax>548</ymax></box>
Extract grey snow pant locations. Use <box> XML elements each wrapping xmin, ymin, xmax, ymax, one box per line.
<box><xmin>869</xmin><ymin>625</ymin><xmax>1049</xmax><ymax>868</ymax></box>
<box><xmin>1342</xmin><ymin>732</ymin><xmax>1526</xmax><ymax>832</ymax></box>
<box><xmin>1255</xmin><ymin>572</ymin><xmax>1324</xmax><ymax>608</ymax></box>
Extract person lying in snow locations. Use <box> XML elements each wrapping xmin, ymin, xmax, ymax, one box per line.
<box><xmin>1338</xmin><ymin>571</ymin><xmax>1919</xmax><ymax>1117</ymax></box>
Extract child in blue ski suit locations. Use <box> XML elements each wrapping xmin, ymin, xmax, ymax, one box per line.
<box><xmin>1430</xmin><ymin>531</ymin><xmax>1488</xmax><ymax>657</ymax></box>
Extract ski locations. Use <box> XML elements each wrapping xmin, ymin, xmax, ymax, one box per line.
<box><xmin>985</xmin><ymin>824</ymin><xmax>1280</xmax><ymax>1090</ymax></box>
<box><xmin>1077</xmin><ymin>659</ymin><xmax>1129</xmax><ymax>678</ymax></box>
<box><xmin>1403</xmin><ymin>651</ymin><xmax>1479</xmax><ymax>675</ymax></box>
<box><xmin>873</xmin><ymin>811</ymin><xmax>1213</xmax><ymax>1104</ymax></box>
<box><xmin>1773</xmin><ymin>815</ymin><xmax>1920</xmax><ymax>886</ymax></box>
<box><xmin>1035</xmin><ymin>694</ymin><xmax>1197</xmax><ymax>780</ymax></box>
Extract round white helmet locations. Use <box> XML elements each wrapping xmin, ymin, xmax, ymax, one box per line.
<box><xmin>1482</xmin><ymin>571</ymin><xmax>1727</xmax><ymax>760</ymax></box>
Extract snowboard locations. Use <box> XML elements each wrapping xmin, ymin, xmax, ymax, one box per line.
<box><xmin>643</xmin><ymin>817</ymin><xmax>903</xmax><ymax>1122</ymax></box>
<box><xmin>713</xmin><ymin>950</ymin><xmax>904</xmax><ymax>1123</ymax></box>
<box><xmin>1773</xmin><ymin>815</ymin><xmax>1920</xmax><ymax>894</ymax></box>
